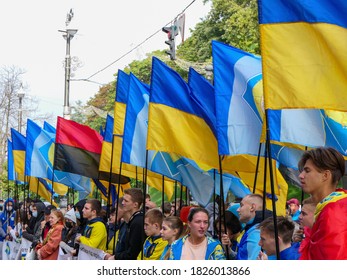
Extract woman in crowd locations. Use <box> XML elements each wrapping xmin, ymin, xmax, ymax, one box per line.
<box><xmin>168</xmin><ymin>207</ymin><xmax>226</xmax><ymax>260</ymax></box>
<box><xmin>36</xmin><ymin>209</ymin><xmax>64</xmax><ymax>260</ymax></box>
<box><xmin>160</xmin><ymin>216</ymin><xmax>184</xmax><ymax>260</ymax></box>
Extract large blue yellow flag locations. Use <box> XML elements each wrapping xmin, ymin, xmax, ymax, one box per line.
<box><xmin>212</xmin><ymin>40</ymin><xmax>263</xmax><ymax>156</ymax></box>
<box><xmin>121</xmin><ymin>73</ymin><xmax>217</xmax><ymax>206</ymax></box>
<box><xmin>258</xmin><ymin>0</ymin><xmax>347</xmax><ymax>111</ymax></box>
<box><xmin>148</xmin><ymin>57</ymin><xmax>219</xmax><ymax>170</ymax></box>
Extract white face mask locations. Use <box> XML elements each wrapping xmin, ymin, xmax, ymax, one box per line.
<box><xmin>32</xmin><ymin>211</ymin><xmax>38</xmax><ymax>218</ymax></box>
<box><xmin>6</xmin><ymin>206</ymin><xmax>13</xmax><ymax>212</ymax></box>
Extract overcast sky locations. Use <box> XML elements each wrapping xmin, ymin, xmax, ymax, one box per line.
<box><xmin>0</xmin><ymin>0</ymin><xmax>211</xmax><ymax>125</ymax></box>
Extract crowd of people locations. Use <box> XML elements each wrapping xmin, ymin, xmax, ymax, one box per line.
<box><xmin>0</xmin><ymin>146</ymin><xmax>346</xmax><ymax>260</ymax></box>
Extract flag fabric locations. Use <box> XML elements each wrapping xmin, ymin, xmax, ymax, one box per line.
<box><xmin>7</xmin><ymin>140</ymin><xmax>15</xmax><ymax>181</ymax></box>
<box><xmin>54</xmin><ymin>117</ymin><xmax>103</xmax><ymax>179</ymax></box>
<box><xmin>43</xmin><ymin>121</ymin><xmax>56</xmax><ymax>134</ymax></box>
<box><xmin>323</xmin><ymin>110</ymin><xmax>347</xmax><ymax>156</ymax></box>
<box><xmin>25</xmin><ymin>119</ymin><xmax>56</xmax><ymax>179</ymax></box>
<box><xmin>188</xmin><ymin>67</ymin><xmax>216</xmax><ymax>136</ymax></box>
<box><xmin>258</xmin><ymin>0</ymin><xmax>347</xmax><ymax>111</ymax></box>
<box><xmin>148</xmin><ymin>57</ymin><xmax>219</xmax><ymax>170</ymax></box>
<box><xmin>99</xmin><ymin>71</ymin><xmax>132</xmax><ymax>185</ymax></box>
<box><xmin>122</xmin><ymin>72</ymin><xmax>216</xmax><ymax>206</ymax></box>
<box><xmin>11</xmin><ymin>128</ymin><xmax>26</xmax><ymax>181</ymax></box>
<box><xmin>267</xmin><ymin>109</ymin><xmax>325</xmax><ymax>148</ymax></box>
<box><xmin>212</xmin><ymin>40</ymin><xmax>263</xmax><ymax>156</ymax></box>
<box><xmin>28</xmin><ymin>177</ymin><xmax>59</xmax><ymax>206</ymax></box>
<box><xmin>121</xmin><ymin>73</ymin><xmax>150</xmax><ymax>166</ymax></box>
<box><xmin>98</xmin><ymin>115</ymin><xmax>131</xmax><ymax>184</ymax></box>
<box><xmin>26</xmin><ymin>119</ymin><xmax>94</xmax><ymax>197</ymax></box>
<box><xmin>114</xmin><ymin>70</ymin><xmax>130</xmax><ymax>136</ymax></box>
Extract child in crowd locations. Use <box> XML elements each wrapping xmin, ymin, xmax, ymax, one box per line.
<box><xmin>137</xmin><ymin>208</ymin><xmax>168</xmax><ymax>260</ymax></box>
<box><xmin>160</xmin><ymin>216</ymin><xmax>184</xmax><ymax>260</ymax></box>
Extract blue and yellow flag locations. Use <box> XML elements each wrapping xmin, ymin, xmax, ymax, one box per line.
<box><xmin>259</xmin><ymin>0</ymin><xmax>347</xmax><ymax>111</ymax></box>
<box><xmin>148</xmin><ymin>57</ymin><xmax>219</xmax><ymax>171</ymax></box>
<box><xmin>11</xmin><ymin>128</ymin><xmax>26</xmax><ymax>181</ymax></box>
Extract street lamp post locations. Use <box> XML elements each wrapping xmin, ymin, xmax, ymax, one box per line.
<box><xmin>59</xmin><ymin>9</ymin><xmax>77</xmax><ymax>120</ymax></box>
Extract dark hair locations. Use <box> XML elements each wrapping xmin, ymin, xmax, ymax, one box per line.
<box><xmin>145</xmin><ymin>208</ymin><xmax>164</xmax><ymax>227</ymax></box>
<box><xmin>298</xmin><ymin>147</ymin><xmax>345</xmax><ymax>184</ymax></box>
<box><xmin>162</xmin><ymin>202</ymin><xmax>172</xmax><ymax>215</ymax></box>
<box><xmin>187</xmin><ymin>207</ymin><xmax>209</xmax><ymax>223</ymax></box>
<box><xmin>214</xmin><ymin>210</ymin><xmax>242</xmax><ymax>235</ymax></box>
<box><xmin>124</xmin><ymin>188</ymin><xmax>143</xmax><ymax>208</ymax></box>
<box><xmin>86</xmin><ymin>199</ymin><xmax>102</xmax><ymax>216</ymax></box>
<box><xmin>258</xmin><ymin>216</ymin><xmax>295</xmax><ymax>244</ymax></box>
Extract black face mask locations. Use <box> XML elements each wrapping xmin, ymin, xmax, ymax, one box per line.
<box><xmin>65</xmin><ymin>222</ymin><xmax>73</xmax><ymax>228</ymax></box>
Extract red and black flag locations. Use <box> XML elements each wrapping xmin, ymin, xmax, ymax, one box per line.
<box><xmin>54</xmin><ymin>117</ymin><xmax>130</xmax><ymax>184</ymax></box>
<box><xmin>54</xmin><ymin>117</ymin><xmax>103</xmax><ymax>179</ymax></box>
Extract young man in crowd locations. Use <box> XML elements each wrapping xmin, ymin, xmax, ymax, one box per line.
<box><xmin>75</xmin><ymin>198</ymin><xmax>107</xmax><ymax>251</ymax></box>
<box><xmin>257</xmin><ymin>216</ymin><xmax>300</xmax><ymax>260</ymax></box>
<box><xmin>106</xmin><ymin>188</ymin><xmax>145</xmax><ymax>260</ymax></box>
<box><xmin>298</xmin><ymin>147</ymin><xmax>347</xmax><ymax>259</ymax></box>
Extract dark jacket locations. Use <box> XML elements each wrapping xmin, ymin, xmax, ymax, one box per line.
<box><xmin>22</xmin><ymin>202</ymin><xmax>46</xmax><ymax>244</ymax></box>
<box><xmin>114</xmin><ymin>211</ymin><xmax>145</xmax><ymax>260</ymax></box>
<box><xmin>0</xmin><ymin>198</ymin><xmax>16</xmax><ymax>241</ymax></box>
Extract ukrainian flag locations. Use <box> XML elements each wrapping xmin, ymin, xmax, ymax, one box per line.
<box><xmin>259</xmin><ymin>0</ymin><xmax>347</xmax><ymax>111</ymax></box>
<box><xmin>148</xmin><ymin>57</ymin><xmax>219</xmax><ymax>171</ymax></box>
<box><xmin>11</xmin><ymin>128</ymin><xmax>26</xmax><ymax>181</ymax></box>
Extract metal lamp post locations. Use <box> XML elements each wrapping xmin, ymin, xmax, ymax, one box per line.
<box><xmin>59</xmin><ymin>9</ymin><xmax>77</xmax><ymax>120</ymax></box>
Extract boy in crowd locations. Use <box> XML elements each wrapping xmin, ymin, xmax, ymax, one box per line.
<box><xmin>137</xmin><ymin>208</ymin><xmax>168</xmax><ymax>260</ymax></box>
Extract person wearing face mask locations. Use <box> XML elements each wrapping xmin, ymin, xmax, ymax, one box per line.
<box><xmin>0</xmin><ymin>198</ymin><xmax>16</xmax><ymax>242</ymax></box>
<box><xmin>22</xmin><ymin>202</ymin><xmax>46</xmax><ymax>246</ymax></box>
<box><xmin>60</xmin><ymin>208</ymin><xmax>79</xmax><ymax>253</ymax></box>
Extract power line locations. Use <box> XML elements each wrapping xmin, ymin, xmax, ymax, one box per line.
<box><xmin>84</xmin><ymin>0</ymin><xmax>197</xmax><ymax>81</ymax></box>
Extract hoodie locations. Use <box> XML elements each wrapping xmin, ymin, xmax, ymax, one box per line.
<box><xmin>0</xmin><ymin>198</ymin><xmax>16</xmax><ymax>241</ymax></box>
<box><xmin>237</xmin><ymin>210</ymin><xmax>273</xmax><ymax>260</ymax></box>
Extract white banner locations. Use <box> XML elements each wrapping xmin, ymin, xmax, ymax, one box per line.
<box><xmin>19</xmin><ymin>238</ymin><xmax>33</xmax><ymax>260</ymax></box>
<box><xmin>77</xmin><ymin>243</ymin><xmax>106</xmax><ymax>260</ymax></box>
<box><xmin>2</xmin><ymin>241</ymin><xmax>21</xmax><ymax>260</ymax></box>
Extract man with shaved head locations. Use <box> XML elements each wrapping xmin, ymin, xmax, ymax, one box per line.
<box><xmin>236</xmin><ymin>194</ymin><xmax>272</xmax><ymax>260</ymax></box>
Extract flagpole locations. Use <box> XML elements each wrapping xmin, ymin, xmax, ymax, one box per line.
<box><xmin>218</xmin><ymin>155</ymin><xmax>229</xmax><ymax>260</ymax></box>
<box><xmin>141</xmin><ymin>150</ymin><xmax>149</xmax><ymax>260</ymax></box>
<box><xmin>161</xmin><ymin>175</ymin><xmax>165</xmax><ymax>213</ymax></box>
<box><xmin>265</xmin><ymin>109</ymin><xmax>280</xmax><ymax>260</ymax></box>
<box><xmin>253</xmin><ymin>142</ymin><xmax>263</xmax><ymax>193</ymax></box>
